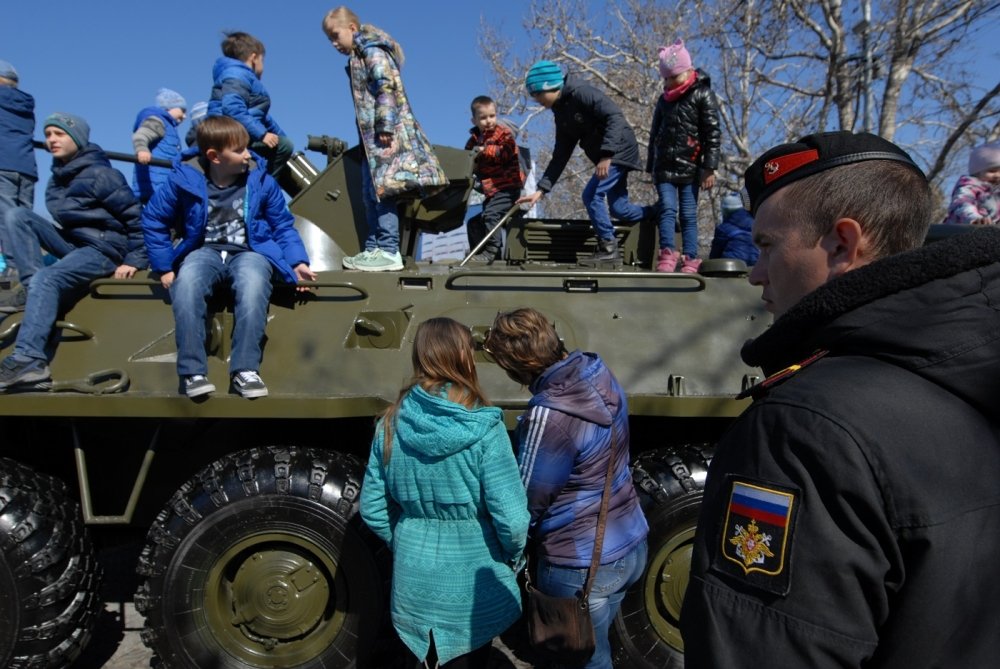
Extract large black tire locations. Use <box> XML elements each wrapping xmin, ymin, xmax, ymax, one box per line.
<box><xmin>135</xmin><ymin>446</ymin><xmax>386</xmax><ymax>668</ymax></box>
<box><xmin>0</xmin><ymin>458</ymin><xmax>103</xmax><ymax>669</ymax></box>
<box><xmin>612</xmin><ymin>445</ymin><xmax>713</xmax><ymax>668</ymax></box>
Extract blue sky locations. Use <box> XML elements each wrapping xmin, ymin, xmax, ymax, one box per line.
<box><xmin>2</xmin><ymin>0</ymin><xmax>529</xmax><ymax>210</ymax></box>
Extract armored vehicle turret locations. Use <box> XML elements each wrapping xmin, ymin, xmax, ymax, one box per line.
<box><xmin>0</xmin><ymin>138</ymin><xmax>770</xmax><ymax>668</ymax></box>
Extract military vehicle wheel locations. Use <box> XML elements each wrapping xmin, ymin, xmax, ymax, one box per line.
<box><xmin>0</xmin><ymin>457</ymin><xmax>103</xmax><ymax>669</ymax></box>
<box><xmin>135</xmin><ymin>446</ymin><xmax>383</xmax><ymax>669</ymax></box>
<box><xmin>612</xmin><ymin>445</ymin><xmax>712</xmax><ymax>668</ymax></box>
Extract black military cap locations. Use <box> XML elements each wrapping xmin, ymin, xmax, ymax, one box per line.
<box><xmin>743</xmin><ymin>131</ymin><xmax>925</xmax><ymax>215</ymax></box>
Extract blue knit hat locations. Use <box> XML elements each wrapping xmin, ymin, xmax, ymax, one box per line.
<box><xmin>156</xmin><ymin>87</ymin><xmax>187</xmax><ymax>110</ymax></box>
<box><xmin>525</xmin><ymin>60</ymin><xmax>564</xmax><ymax>94</ymax></box>
<box><xmin>188</xmin><ymin>101</ymin><xmax>209</xmax><ymax>125</ymax></box>
<box><xmin>0</xmin><ymin>59</ymin><xmax>18</xmax><ymax>83</ymax></box>
<box><xmin>44</xmin><ymin>112</ymin><xmax>90</xmax><ymax>150</ymax></box>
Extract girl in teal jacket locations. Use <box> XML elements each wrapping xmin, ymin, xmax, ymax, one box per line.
<box><xmin>360</xmin><ymin>318</ymin><xmax>529</xmax><ymax>667</ymax></box>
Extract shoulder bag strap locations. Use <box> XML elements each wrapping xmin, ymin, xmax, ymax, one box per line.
<box><xmin>581</xmin><ymin>423</ymin><xmax>617</xmax><ymax>602</ymax></box>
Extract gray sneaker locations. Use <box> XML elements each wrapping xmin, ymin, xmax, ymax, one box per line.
<box><xmin>183</xmin><ymin>374</ymin><xmax>216</xmax><ymax>398</ymax></box>
<box><xmin>353</xmin><ymin>249</ymin><xmax>404</xmax><ymax>272</ymax></box>
<box><xmin>0</xmin><ymin>285</ymin><xmax>26</xmax><ymax>314</ymax></box>
<box><xmin>232</xmin><ymin>370</ymin><xmax>268</xmax><ymax>398</ymax></box>
<box><xmin>0</xmin><ymin>355</ymin><xmax>52</xmax><ymax>391</ymax></box>
<box><xmin>342</xmin><ymin>249</ymin><xmax>377</xmax><ymax>270</ymax></box>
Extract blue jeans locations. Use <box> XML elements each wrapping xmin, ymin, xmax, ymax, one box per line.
<box><xmin>656</xmin><ymin>181</ymin><xmax>699</xmax><ymax>257</ymax></box>
<box><xmin>0</xmin><ymin>171</ymin><xmax>36</xmax><ymax>269</ymax></box>
<box><xmin>582</xmin><ymin>166</ymin><xmax>647</xmax><ymax>242</ymax></box>
<box><xmin>537</xmin><ymin>540</ymin><xmax>648</xmax><ymax>669</ymax></box>
<box><xmin>2</xmin><ymin>207</ymin><xmax>117</xmax><ymax>360</ymax></box>
<box><xmin>360</xmin><ymin>163</ymin><xmax>400</xmax><ymax>253</ymax></box>
<box><xmin>170</xmin><ymin>248</ymin><xmax>274</xmax><ymax>376</ymax></box>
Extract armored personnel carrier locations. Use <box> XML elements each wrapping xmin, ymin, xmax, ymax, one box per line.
<box><xmin>0</xmin><ymin>138</ymin><xmax>770</xmax><ymax>668</ymax></box>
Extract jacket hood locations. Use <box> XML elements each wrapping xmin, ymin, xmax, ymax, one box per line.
<box><xmin>169</xmin><ymin>146</ymin><xmax>264</xmax><ymax>196</ymax></box>
<box><xmin>529</xmin><ymin>350</ymin><xmax>619</xmax><ymax>426</ymax></box>
<box><xmin>212</xmin><ymin>56</ymin><xmax>253</xmax><ymax>81</ymax></box>
<box><xmin>355</xmin><ymin>25</ymin><xmax>403</xmax><ymax>65</ymax></box>
<box><xmin>393</xmin><ymin>385</ymin><xmax>504</xmax><ymax>458</ymax></box>
<box><xmin>51</xmin><ymin>143</ymin><xmax>110</xmax><ymax>181</ymax></box>
<box><xmin>743</xmin><ymin>227</ymin><xmax>1000</xmax><ymax>415</ymax></box>
<box><xmin>0</xmin><ymin>85</ymin><xmax>34</xmax><ymax>115</ymax></box>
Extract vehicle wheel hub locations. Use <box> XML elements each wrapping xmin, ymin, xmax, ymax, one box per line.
<box><xmin>645</xmin><ymin>526</ymin><xmax>695</xmax><ymax>651</ymax></box>
<box><xmin>231</xmin><ymin>549</ymin><xmax>329</xmax><ymax>641</ymax></box>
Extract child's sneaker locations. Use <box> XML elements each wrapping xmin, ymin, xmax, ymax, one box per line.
<box><xmin>353</xmin><ymin>249</ymin><xmax>404</xmax><ymax>272</ymax></box>
<box><xmin>0</xmin><ymin>285</ymin><xmax>26</xmax><ymax>313</ymax></box>
<box><xmin>656</xmin><ymin>249</ymin><xmax>680</xmax><ymax>273</ymax></box>
<box><xmin>232</xmin><ymin>370</ymin><xmax>268</xmax><ymax>398</ymax></box>
<box><xmin>680</xmin><ymin>255</ymin><xmax>702</xmax><ymax>274</ymax></box>
<box><xmin>342</xmin><ymin>249</ymin><xmax>377</xmax><ymax>270</ymax></box>
<box><xmin>0</xmin><ymin>355</ymin><xmax>51</xmax><ymax>391</ymax></box>
<box><xmin>183</xmin><ymin>374</ymin><xmax>215</xmax><ymax>398</ymax></box>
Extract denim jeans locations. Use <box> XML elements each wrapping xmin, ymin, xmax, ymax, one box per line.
<box><xmin>582</xmin><ymin>165</ymin><xmax>647</xmax><ymax>242</ymax></box>
<box><xmin>170</xmin><ymin>247</ymin><xmax>274</xmax><ymax>376</ymax></box>
<box><xmin>0</xmin><ymin>171</ymin><xmax>36</xmax><ymax>268</ymax></box>
<box><xmin>656</xmin><ymin>181</ymin><xmax>699</xmax><ymax>257</ymax></box>
<box><xmin>2</xmin><ymin>207</ymin><xmax>116</xmax><ymax>361</ymax></box>
<box><xmin>360</xmin><ymin>163</ymin><xmax>400</xmax><ymax>253</ymax></box>
<box><xmin>537</xmin><ymin>540</ymin><xmax>648</xmax><ymax>669</ymax></box>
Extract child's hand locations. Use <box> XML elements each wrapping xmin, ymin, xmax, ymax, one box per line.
<box><xmin>376</xmin><ymin>132</ymin><xmax>393</xmax><ymax>148</ymax></box>
<box><xmin>700</xmin><ymin>169</ymin><xmax>716</xmax><ymax>189</ymax></box>
<box><xmin>159</xmin><ymin>271</ymin><xmax>175</xmax><ymax>290</ymax></box>
<box><xmin>595</xmin><ymin>157</ymin><xmax>612</xmax><ymax>179</ymax></box>
<box><xmin>293</xmin><ymin>263</ymin><xmax>318</xmax><ymax>292</ymax></box>
<box><xmin>114</xmin><ymin>264</ymin><xmax>138</xmax><ymax>279</ymax></box>
<box><xmin>517</xmin><ymin>191</ymin><xmax>543</xmax><ymax>207</ymax></box>
<box><xmin>262</xmin><ymin>132</ymin><xmax>280</xmax><ymax>149</ymax></box>
<box><xmin>136</xmin><ymin>151</ymin><xmax>152</xmax><ymax>165</ymax></box>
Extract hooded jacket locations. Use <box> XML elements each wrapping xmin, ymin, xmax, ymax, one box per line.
<box><xmin>46</xmin><ymin>143</ymin><xmax>147</xmax><ymax>268</ymax></box>
<box><xmin>346</xmin><ymin>25</ymin><xmax>448</xmax><ymax>199</ymax></box>
<box><xmin>208</xmin><ymin>56</ymin><xmax>285</xmax><ymax>141</ymax></box>
<box><xmin>536</xmin><ymin>75</ymin><xmax>643</xmax><ymax>193</ymax></box>
<box><xmin>0</xmin><ymin>84</ymin><xmax>37</xmax><ymax>179</ymax></box>
<box><xmin>646</xmin><ymin>69</ymin><xmax>721</xmax><ymax>183</ymax></box>
<box><xmin>131</xmin><ymin>106</ymin><xmax>182</xmax><ymax>202</ymax></box>
<box><xmin>516</xmin><ymin>350</ymin><xmax>648</xmax><ymax>567</ymax></box>
<box><xmin>682</xmin><ymin>227</ymin><xmax>1000</xmax><ymax>668</ymax></box>
<box><xmin>709</xmin><ymin>208</ymin><xmax>758</xmax><ymax>265</ymax></box>
<box><xmin>361</xmin><ymin>385</ymin><xmax>529</xmax><ymax>664</ymax></box>
<box><xmin>141</xmin><ymin>147</ymin><xmax>308</xmax><ymax>283</ymax></box>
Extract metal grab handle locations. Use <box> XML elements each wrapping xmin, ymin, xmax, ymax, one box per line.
<box><xmin>50</xmin><ymin>368</ymin><xmax>130</xmax><ymax>394</ymax></box>
<box><xmin>445</xmin><ymin>270</ymin><xmax>707</xmax><ymax>290</ymax></box>
<box><xmin>459</xmin><ymin>203</ymin><xmax>523</xmax><ymax>266</ymax></box>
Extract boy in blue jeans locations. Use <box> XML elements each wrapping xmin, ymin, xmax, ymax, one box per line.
<box><xmin>142</xmin><ymin>116</ymin><xmax>316</xmax><ymax>399</ymax></box>
<box><xmin>0</xmin><ymin>112</ymin><xmax>148</xmax><ymax>391</ymax></box>
<box><xmin>0</xmin><ymin>59</ymin><xmax>36</xmax><ymax>288</ymax></box>
<box><xmin>208</xmin><ymin>31</ymin><xmax>293</xmax><ymax>180</ymax></box>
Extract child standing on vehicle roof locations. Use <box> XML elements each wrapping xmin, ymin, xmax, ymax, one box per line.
<box><xmin>0</xmin><ymin>59</ymin><xmax>36</xmax><ymax>286</ymax></box>
<box><xmin>322</xmin><ymin>6</ymin><xmax>448</xmax><ymax>272</ymax></box>
<box><xmin>464</xmin><ymin>95</ymin><xmax>524</xmax><ymax>263</ymax></box>
<box><xmin>208</xmin><ymin>31</ymin><xmax>293</xmax><ymax>180</ymax></box>
<box><xmin>141</xmin><ymin>116</ymin><xmax>316</xmax><ymax>400</ymax></box>
<box><xmin>647</xmin><ymin>39</ymin><xmax>721</xmax><ymax>274</ymax></box>
<box><xmin>131</xmin><ymin>88</ymin><xmax>187</xmax><ymax>203</ymax></box>
<box><xmin>0</xmin><ymin>112</ymin><xmax>148</xmax><ymax>391</ymax></box>
<box><xmin>516</xmin><ymin>60</ymin><xmax>653</xmax><ymax>268</ymax></box>
<box><xmin>944</xmin><ymin>141</ymin><xmax>1000</xmax><ymax>225</ymax></box>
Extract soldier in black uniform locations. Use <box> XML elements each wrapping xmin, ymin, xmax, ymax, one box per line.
<box><xmin>681</xmin><ymin>131</ymin><xmax>1000</xmax><ymax>668</ymax></box>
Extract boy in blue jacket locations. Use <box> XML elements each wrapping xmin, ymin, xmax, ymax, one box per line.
<box><xmin>208</xmin><ymin>31</ymin><xmax>292</xmax><ymax>179</ymax></box>
<box><xmin>0</xmin><ymin>112</ymin><xmax>148</xmax><ymax>391</ymax></box>
<box><xmin>0</xmin><ymin>59</ymin><xmax>36</xmax><ymax>284</ymax></box>
<box><xmin>709</xmin><ymin>192</ymin><xmax>758</xmax><ymax>265</ymax></box>
<box><xmin>131</xmin><ymin>87</ymin><xmax>187</xmax><ymax>203</ymax></box>
<box><xmin>142</xmin><ymin>116</ymin><xmax>315</xmax><ymax>399</ymax></box>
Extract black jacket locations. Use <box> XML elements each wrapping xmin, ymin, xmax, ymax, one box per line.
<box><xmin>646</xmin><ymin>70</ymin><xmax>721</xmax><ymax>184</ymax></box>
<box><xmin>682</xmin><ymin>228</ymin><xmax>1000</xmax><ymax>668</ymax></box>
<box><xmin>536</xmin><ymin>75</ymin><xmax>642</xmax><ymax>193</ymax></box>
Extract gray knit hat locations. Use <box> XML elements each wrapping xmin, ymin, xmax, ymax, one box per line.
<box><xmin>44</xmin><ymin>112</ymin><xmax>91</xmax><ymax>150</ymax></box>
<box><xmin>0</xmin><ymin>60</ymin><xmax>18</xmax><ymax>83</ymax></box>
<box><xmin>156</xmin><ymin>87</ymin><xmax>187</xmax><ymax>110</ymax></box>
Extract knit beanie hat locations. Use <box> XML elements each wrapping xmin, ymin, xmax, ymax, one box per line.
<box><xmin>189</xmin><ymin>101</ymin><xmax>209</xmax><ymax>126</ymax></box>
<box><xmin>721</xmin><ymin>192</ymin><xmax>744</xmax><ymax>214</ymax></box>
<box><xmin>659</xmin><ymin>40</ymin><xmax>693</xmax><ymax>79</ymax></box>
<box><xmin>969</xmin><ymin>141</ymin><xmax>1000</xmax><ymax>175</ymax></box>
<box><xmin>525</xmin><ymin>60</ymin><xmax>565</xmax><ymax>94</ymax></box>
<box><xmin>156</xmin><ymin>87</ymin><xmax>187</xmax><ymax>110</ymax></box>
<box><xmin>0</xmin><ymin>59</ymin><xmax>18</xmax><ymax>83</ymax></box>
<box><xmin>44</xmin><ymin>112</ymin><xmax>90</xmax><ymax>150</ymax></box>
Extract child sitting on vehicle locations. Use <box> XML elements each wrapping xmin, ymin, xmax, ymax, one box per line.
<box><xmin>141</xmin><ymin>116</ymin><xmax>316</xmax><ymax>399</ymax></box>
<box><xmin>131</xmin><ymin>87</ymin><xmax>186</xmax><ymax>203</ymax></box>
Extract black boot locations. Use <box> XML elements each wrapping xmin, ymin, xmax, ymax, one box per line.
<box><xmin>580</xmin><ymin>237</ymin><xmax>620</xmax><ymax>267</ymax></box>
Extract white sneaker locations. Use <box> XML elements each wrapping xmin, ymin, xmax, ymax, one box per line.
<box><xmin>343</xmin><ymin>249</ymin><xmax>377</xmax><ymax>270</ymax></box>
<box><xmin>353</xmin><ymin>249</ymin><xmax>404</xmax><ymax>272</ymax></box>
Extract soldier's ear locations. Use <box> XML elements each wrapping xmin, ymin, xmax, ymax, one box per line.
<box><xmin>822</xmin><ymin>217</ymin><xmax>867</xmax><ymax>277</ymax></box>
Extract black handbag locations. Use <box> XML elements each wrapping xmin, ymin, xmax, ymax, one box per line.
<box><xmin>523</xmin><ymin>426</ymin><xmax>617</xmax><ymax>665</ymax></box>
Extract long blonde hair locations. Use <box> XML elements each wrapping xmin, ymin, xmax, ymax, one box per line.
<box><xmin>381</xmin><ymin>318</ymin><xmax>489</xmax><ymax>462</ymax></box>
<box><xmin>322</xmin><ymin>6</ymin><xmax>405</xmax><ymax>65</ymax></box>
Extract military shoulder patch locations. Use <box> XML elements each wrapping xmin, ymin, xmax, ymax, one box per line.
<box><xmin>713</xmin><ymin>477</ymin><xmax>798</xmax><ymax>596</ymax></box>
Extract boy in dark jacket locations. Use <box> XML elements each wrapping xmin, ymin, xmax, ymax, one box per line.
<box><xmin>710</xmin><ymin>192</ymin><xmax>758</xmax><ymax>265</ymax></box>
<box><xmin>464</xmin><ymin>95</ymin><xmax>524</xmax><ymax>262</ymax></box>
<box><xmin>131</xmin><ymin>87</ymin><xmax>187</xmax><ymax>203</ymax></box>
<box><xmin>647</xmin><ymin>40</ymin><xmax>721</xmax><ymax>274</ymax></box>
<box><xmin>0</xmin><ymin>59</ymin><xmax>36</xmax><ymax>284</ymax></box>
<box><xmin>208</xmin><ymin>31</ymin><xmax>292</xmax><ymax>179</ymax></box>
<box><xmin>517</xmin><ymin>60</ymin><xmax>652</xmax><ymax>267</ymax></box>
<box><xmin>0</xmin><ymin>112</ymin><xmax>148</xmax><ymax>391</ymax></box>
<box><xmin>142</xmin><ymin>116</ymin><xmax>315</xmax><ymax>399</ymax></box>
